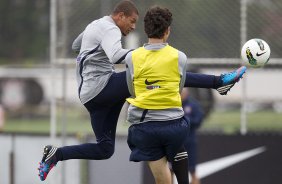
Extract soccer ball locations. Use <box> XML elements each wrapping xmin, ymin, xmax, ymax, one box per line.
<box><xmin>241</xmin><ymin>38</ymin><xmax>270</xmax><ymax>68</ymax></box>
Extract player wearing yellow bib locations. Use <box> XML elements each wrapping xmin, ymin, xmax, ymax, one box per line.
<box><xmin>125</xmin><ymin>6</ymin><xmax>190</xmax><ymax>184</ymax></box>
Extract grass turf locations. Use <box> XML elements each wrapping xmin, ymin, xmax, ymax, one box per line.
<box><xmin>1</xmin><ymin>110</ymin><xmax>282</xmax><ymax>135</ymax></box>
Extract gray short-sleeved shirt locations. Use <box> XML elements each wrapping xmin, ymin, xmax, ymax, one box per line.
<box><xmin>73</xmin><ymin>16</ymin><xmax>131</xmax><ymax>104</ymax></box>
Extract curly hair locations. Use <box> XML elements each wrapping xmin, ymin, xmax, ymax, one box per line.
<box><xmin>144</xmin><ymin>6</ymin><xmax>172</xmax><ymax>39</ymax></box>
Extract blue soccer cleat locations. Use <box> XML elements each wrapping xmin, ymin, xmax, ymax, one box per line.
<box><xmin>217</xmin><ymin>66</ymin><xmax>247</xmax><ymax>95</ymax></box>
<box><xmin>38</xmin><ymin>145</ymin><xmax>58</xmax><ymax>181</ymax></box>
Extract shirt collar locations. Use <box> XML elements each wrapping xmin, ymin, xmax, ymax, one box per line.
<box><xmin>143</xmin><ymin>43</ymin><xmax>168</xmax><ymax>50</ymax></box>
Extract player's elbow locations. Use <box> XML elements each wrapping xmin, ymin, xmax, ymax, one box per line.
<box><xmin>72</xmin><ymin>44</ymin><xmax>80</xmax><ymax>53</ymax></box>
<box><xmin>111</xmin><ymin>50</ymin><xmax>132</xmax><ymax>64</ymax></box>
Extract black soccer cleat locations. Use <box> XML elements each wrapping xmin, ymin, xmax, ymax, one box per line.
<box><xmin>38</xmin><ymin>145</ymin><xmax>58</xmax><ymax>181</ymax></box>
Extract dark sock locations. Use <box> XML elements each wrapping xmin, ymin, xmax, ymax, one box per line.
<box><xmin>185</xmin><ymin>72</ymin><xmax>222</xmax><ymax>89</ymax></box>
<box><xmin>171</xmin><ymin>148</ymin><xmax>189</xmax><ymax>184</ymax></box>
<box><xmin>56</xmin><ymin>148</ymin><xmax>63</xmax><ymax>161</ymax></box>
<box><xmin>214</xmin><ymin>75</ymin><xmax>222</xmax><ymax>88</ymax></box>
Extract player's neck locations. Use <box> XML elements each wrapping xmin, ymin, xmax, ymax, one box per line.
<box><xmin>148</xmin><ymin>38</ymin><xmax>166</xmax><ymax>44</ymax></box>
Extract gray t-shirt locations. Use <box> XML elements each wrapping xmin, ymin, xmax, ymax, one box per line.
<box><xmin>72</xmin><ymin>16</ymin><xmax>131</xmax><ymax>104</ymax></box>
<box><xmin>125</xmin><ymin>43</ymin><xmax>188</xmax><ymax>124</ymax></box>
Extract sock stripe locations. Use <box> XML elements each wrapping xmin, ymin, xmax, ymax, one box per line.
<box><xmin>46</xmin><ymin>147</ymin><xmax>57</xmax><ymax>161</ymax></box>
<box><xmin>175</xmin><ymin>152</ymin><xmax>188</xmax><ymax>158</ymax></box>
<box><xmin>174</xmin><ymin>151</ymin><xmax>188</xmax><ymax>161</ymax></box>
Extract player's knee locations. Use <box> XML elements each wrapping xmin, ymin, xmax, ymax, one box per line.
<box><xmin>100</xmin><ymin>141</ymin><xmax>115</xmax><ymax>159</ymax></box>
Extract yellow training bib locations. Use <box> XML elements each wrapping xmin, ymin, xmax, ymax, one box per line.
<box><xmin>126</xmin><ymin>45</ymin><xmax>182</xmax><ymax>109</ymax></box>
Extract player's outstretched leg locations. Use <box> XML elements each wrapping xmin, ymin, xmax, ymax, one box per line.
<box><xmin>217</xmin><ymin>66</ymin><xmax>247</xmax><ymax>95</ymax></box>
<box><xmin>38</xmin><ymin>145</ymin><xmax>58</xmax><ymax>181</ymax></box>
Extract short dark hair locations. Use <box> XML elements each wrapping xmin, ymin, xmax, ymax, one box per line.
<box><xmin>112</xmin><ymin>0</ymin><xmax>139</xmax><ymax>16</ymax></box>
<box><xmin>144</xmin><ymin>6</ymin><xmax>172</xmax><ymax>39</ymax></box>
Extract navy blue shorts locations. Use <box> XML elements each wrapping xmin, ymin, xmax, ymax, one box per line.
<box><xmin>127</xmin><ymin>117</ymin><xmax>190</xmax><ymax>162</ymax></box>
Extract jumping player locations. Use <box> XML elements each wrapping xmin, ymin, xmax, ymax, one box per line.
<box><xmin>38</xmin><ymin>0</ymin><xmax>246</xmax><ymax>181</ymax></box>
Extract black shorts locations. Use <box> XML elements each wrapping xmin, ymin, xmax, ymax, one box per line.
<box><xmin>127</xmin><ymin>117</ymin><xmax>190</xmax><ymax>162</ymax></box>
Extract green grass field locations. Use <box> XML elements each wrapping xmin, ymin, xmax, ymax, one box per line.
<box><xmin>201</xmin><ymin>110</ymin><xmax>282</xmax><ymax>134</ymax></box>
<box><xmin>2</xmin><ymin>110</ymin><xmax>282</xmax><ymax>135</ymax></box>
